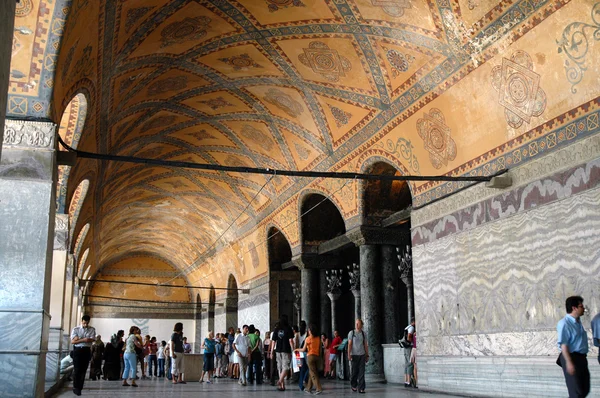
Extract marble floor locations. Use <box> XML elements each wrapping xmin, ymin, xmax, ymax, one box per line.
<box><xmin>54</xmin><ymin>378</ymin><xmax>460</xmax><ymax>397</ymax></box>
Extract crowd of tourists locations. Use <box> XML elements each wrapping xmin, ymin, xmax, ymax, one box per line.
<box><xmin>69</xmin><ymin>314</ymin><xmax>396</xmax><ymax>396</ymax></box>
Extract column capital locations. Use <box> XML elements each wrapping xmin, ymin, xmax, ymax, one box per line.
<box><xmin>3</xmin><ymin>120</ymin><xmax>56</xmax><ymax>150</ymax></box>
<box><xmin>347</xmin><ymin>226</ymin><xmax>410</xmax><ymax>247</ymax></box>
<box><xmin>291</xmin><ymin>253</ymin><xmax>341</xmax><ymax>270</ymax></box>
<box><xmin>54</xmin><ymin>214</ymin><xmax>69</xmax><ymax>251</ymax></box>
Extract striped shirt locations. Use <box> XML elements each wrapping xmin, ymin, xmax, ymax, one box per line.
<box><xmin>71</xmin><ymin>326</ymin><xmax>96</xmax><ymax>348</ymax></box>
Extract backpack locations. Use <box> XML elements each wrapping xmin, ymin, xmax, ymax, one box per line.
<box><xmin>350</xmin><ymin>330</ymin><xmax>366</xmax><ymax>353</ymax></box>
<box><xmin>399</xmin><ymin>326</ymin><xmax>413</xmax><ymax>348</ymax></box>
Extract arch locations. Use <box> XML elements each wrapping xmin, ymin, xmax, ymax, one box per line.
<box><xmin>82</xmin><ymin>265</ymin><xmax>91</xmax><ymax>281</ymax></box>
<box><xmin>77</xmin><ymin>248</ymin><xmax>89</xmax><ymax>280</ymax></box>
<box><xmin>208</xmin><ymin>285</ymin><xmax>216</xmax><ymax>333</ymax></box>
<box><xmin>267</xmin><ymin>226</ymin><xmax>293</xmax><ymax>271</ymax></box>
<box><xmin>195</xmin><ymin>293</ymin><xmax>202</xmax><ymax>353</ymax></box>
<box><xmin>56</xmin><ymin>93</ymin><xmax>89</xmax><ymax>213</ymax></box>
<box><xmin>360</xmin><ymin>159</ymin><xmax>412</xmax><ymax>226</ymax></box>
<box><xmin>72</xmin><ymin>223</ymin><xmax>90</xmax><ymax>259</ymax></box>
<box><xmin>226</xmin><ymin>275</ymin><xmax>239</xmax><ymax>331</ymax></box>
<box><xmin>300</xmin><ymin>192</ymin><xmax>346</xmax><ymax>246</ymax></box>
<box><xmin>68</xmin><ymin>179</ymin><xmax>90</xmax><ymax>244</ymax></box>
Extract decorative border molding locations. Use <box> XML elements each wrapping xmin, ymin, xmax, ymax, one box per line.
<box><xmin>2</xmin><ymin>120</ymin><xmax>56</xmax><ymax>149</ymax></box>
<box><xmin>412</xmin><ymin>129</ymin><xmax>600</xmax><ymax>229</ymax></box>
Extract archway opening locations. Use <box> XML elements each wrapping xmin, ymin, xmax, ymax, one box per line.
<box><xmin>208</xmin><ymin>286</ymin><xmax>216</xmax><ymax>333</ymax></box>
<box><xmin>362</xmin><ymin>160</ymin><xmax>413</xmax><ymax>343</ymax></box>
<box><xmin>268</xmin><ymin>227</ymin><xmax>299</xmax><ymax>327</ymax></box>
<box><xmin>301</xmin><ymin>194</ymin><xmax>345</xmax><ymax>248</ymax></box>
<box><xmin>363</xmin><ymin>161</ymin><xmax>412</xmax><ymax>226</ymax></box>
<box><xmin>226</xmin><ymin>275</ymin><xmax>239</xmax><ymax>333</ymax></box>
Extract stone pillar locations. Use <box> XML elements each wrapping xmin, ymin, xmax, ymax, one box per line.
<box><xmin>381</xmin><ymin>245</ymin><xmax>400</xmax><ymax>343</ymax></box>
<box><xmin>319</xmin><ymin>269</ymin><xmax>331</xmax><ymax>337</ymax></box>
<box><xmin>0</xmin><ymin>120</ymin><xmax>57</xmax><ymax>397</ymax></box>
<box><xmin>325</xmin><ymin>269</ymin><xmax>342</xmax><ymax>334</ymax></box>
<box><xmin>47</xmin><ymin>214</ymin><xmax>70</xmax><ymax>383</ymax></box>
<box><xmin>63</xmin><ymin>255</ymin><xmax>75</xmax><ymax>351</ymax></box>
<box><xmin>300</xmin><ymin>268</ymin><xmax>319</xmax><ymax>329</ymax></box>
<box><xmin>348</xmin><ymin>263</ymin><xmax>361</xmax><ymax>319</ymax></box>
<box><xmin>397</xmin><ymin>246</ymin><xmax>415</xmax><ymax>323</ymax></box>
<box><xmin>359</xmin><ymin>245</ymin><xmax>385</xmax><ymax>382</ymax></box>
<box><xmin>0</xmin><ymin>1</ymin><xmax>16</xmax><ymax>160</ymax></box>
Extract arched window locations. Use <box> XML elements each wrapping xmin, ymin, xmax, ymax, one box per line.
<box><xmin>68</xmin><ymin>180</ymin><xmax>89</xmax><ymax>243</ymax></box>
<box><xmin>77</xmin><ymin>248</ymin><xmax>89</xmax><ymax>279</ymax></box>
<box><xmin>56</xmin><ymin>94</ymin><xmax>88</xmax><ymax>212</ymax></box>
<box><xmin>73</xmin><ymin>223</ymin><xmax>90</xmax><ymax>259</ymax></box>
<box><xmin>82</xmin><ymin>265</ymin><xmax>91</xmax><ymax>280</ymax></box>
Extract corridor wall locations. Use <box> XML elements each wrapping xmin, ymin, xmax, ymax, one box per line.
<box><xmin>411</xmin><ymin>133</ymin><xmax>600</xmax><ymax>397</ymax></box>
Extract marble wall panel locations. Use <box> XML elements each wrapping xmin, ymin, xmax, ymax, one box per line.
<box><xmin>238</xmin><ymin>292</ymin><xmax>270</xmax><ymax>334</ymax></box>
<box><xmin>0</xmin><ymin>311</ymin><xmax>43</xmax><ymax>351</ymax></box>
<box><xmin>414</xmin><ymin>185</ymin><xmax>600</xmax><ymax>351</ymax></box>
<box><xmin>0</xmin><ymin>354</ymin><xmax>39</xmax><ymax>397</ymax></box>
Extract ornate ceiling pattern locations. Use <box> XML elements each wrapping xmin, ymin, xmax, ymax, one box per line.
<box><xmin>20</xmin><ymin>0</ymin><xmax>598</xmax><ymax>291</ymax></box>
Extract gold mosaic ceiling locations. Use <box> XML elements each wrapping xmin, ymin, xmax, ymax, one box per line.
<box><xmin>48</xmin><ymin>0</ymin><xmax>600</xmax><ymax>282</ymax></box>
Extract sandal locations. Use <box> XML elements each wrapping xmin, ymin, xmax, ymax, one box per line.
<box><xmin>122</xmin><ymin>382</ymin><xmax>129</xmax><ymax>387</ymax></box>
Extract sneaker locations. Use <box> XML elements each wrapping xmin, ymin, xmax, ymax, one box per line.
<box><xmin>305</xmin><ymin>389</ymin><xmax>312</xmax><ymax>394</ymax></box>
<box><xmin>359</xmin><ymin>390</ymin><xmax>365</xmax><ymax>394</ymax></box>
<box><xmin>352</xmin><ymin>387</ymin><xmax>357</xmax><ymax>392</ymax></box>
<box><xmin>315</xmin><ymin>391</ymin><xmax>323</xmax><ymax>395</ymax></box>
<box><xmin>206</xmin><ymin>380</ymin><xmax>212</xmax><ymax>384</ymax></box>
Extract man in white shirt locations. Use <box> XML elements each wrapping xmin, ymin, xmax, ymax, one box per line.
<box><xmin>347</xmin><ymin>318</ymin><xmax>369</xmax><ymax>394</ymax></box>
<box><xmin>70</xmin><ymin>315</ymin><xmax>96</xmax><ymax>396</ymax></box>
<box><xmin>233</xmin><ymin>325</ymin><xmax>250</xmax><ymax>386</ymax></box>
<box><xmin>591</xmin><ymin>310</ymin><xmax>600</xmax><ymax>365</ymax></box>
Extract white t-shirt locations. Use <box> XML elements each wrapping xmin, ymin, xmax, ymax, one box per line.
<box><xmin>157</xmin><ymin>346</ymin><xmax>165</xmax><ymax>359</ymax></box>
<box><xmin>234</xmin><ymin>333</ymin><xmax>249</xmax><ymax>356</ymax></box>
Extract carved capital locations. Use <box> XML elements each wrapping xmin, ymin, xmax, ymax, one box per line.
<box><xmin>54</xmin><ymin>214</ymin><xmax>70</xmax><ymax>250</ymax></box>
<box><xmin>3</xmin><ymin>120</ymin><xmax>56</xmax><ymax>149</ymax></box>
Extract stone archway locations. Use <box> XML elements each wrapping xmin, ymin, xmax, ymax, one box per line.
<box><xmin>208</xmin><ymin>286</ymin><xmax>216</xmax><ymax>333</ymax></box>
<box><xmin>226</xmin><ymin>275</ymin><xmax>238</xmax><ymax>331</ymax></box>
<box><xmin>267</xmin><ymin>226</ymin><xmax>299</xmax><ymax>328</ymax></box>
<box><xmin>362</xmin><ymin>160</ymin><xmax>413</xmax><ymax>343</ymax></box>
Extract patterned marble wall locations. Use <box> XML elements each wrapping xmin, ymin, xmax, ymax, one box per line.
<box><xmin>238</xmin><ymin>289</ymin><xmax>270</xmax><ymax>335</ymax></box>
<box><xmin>410</xmin><ymin>136</ymin><xmax>600</xmax><ymax>396</ymax></box>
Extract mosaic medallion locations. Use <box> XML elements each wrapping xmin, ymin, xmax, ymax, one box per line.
<box><xmin>417</xmin><ymin>108</ymin><xmax>457</xmax><ymax>169</ymax></box>
<box><xmin>371</xmin><ymin>0</ymin><xmax>411</xmax><ymax>17</ymax></box>
<box><xmin>192</xmin><ymin>129</ymin><xmax>216</xmax><ymax>140</ymax></box>
<box><xmin>299</xmin><ymin>41</ymin><xmax>352</xmax><ymax>82</ymax></box>
<box><xmin>198</xmin><ymin>96</ymin><xmax>233</xmax><ymax>110</ymax></box>
<box><xmin>15</xmin><ymin>0</ymin><xmax>34</xmax><ymax>17</ymax></box>
<box><xmin>294</xmin><ymin>142</ymin><xmax>310</xmax><ymax>160</ymax></box>
<box><xmin>264</xmin><ymin>88</ymin><xmax>304</xmax><ymax>118</ymax></box>
<box><xmin>219</xmin><ymin>53</ymin><xmax>263</xmax><ymax>71</ymax></box>
<box><xmin>266</xmin><ymin>0</ymin><xmax>306</xmax><ymax>12</ymax></box>
<box><xmin>147</xmin><ymin>76</ymin><xmax>188</xmax><ymax>96</ymax></box>
<box><xmin>160</xmin><ymin>16</ymin><xmax>211</xmax><ymax>48</ymax></box>
<box><xmin>327</xmin><ymin>104</ymin><xmax>352</xmax><ymax>128</ymax></box>
<box><xmin>240</xmin><ymin>124</ymin><xmax>274</xmax><ymax>150</ymax></box>
<box><xmin>384</xmin><ymin>48</ymin><xmax>414</xmax><ymax>77</ymax></box>
<box><xmin>491</xmin><ymin>50</ymin><xmax>546</xmax><ymax>129</ymax></box>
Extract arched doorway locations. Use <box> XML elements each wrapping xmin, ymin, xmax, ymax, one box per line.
<box><xmin>208</xmin><ymin>286</ymin><xmax>216</xmax><ymax>333</ymax></box>
<box><xmin>267</xmin><ymin>227</ymin><xmax>299</xmax><ymax>328</ymax></box>
<box><xmin>300</xmin><ymin>193</ymin><xmax>346</xmax><ymax>338</ymax></box>
<box><xmin>226</xmin><ymin>275</ymin><xmax>238</xmax><ymax>331</ymax></box>
<box><xmin>195</xmin><ymin>293</ymin><xmax>202</xmax><ymax>353</ymax></box>
<box><xmin>362</xmin><ymin>160</ymin><xmax>413</xmax><ymax>343</ymax></box>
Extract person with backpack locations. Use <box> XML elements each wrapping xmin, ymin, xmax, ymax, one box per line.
<box><xmin>403</xmin><ymin>318</ymin><xmax>416</xmax><ymax>388</ymax></box>
<box><xmin>347</xmin><ymin>318</ymin><xmax>369</xmax><ymax>394</ymax></box>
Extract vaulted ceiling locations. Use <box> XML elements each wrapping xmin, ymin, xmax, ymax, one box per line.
<box><xmin>8</xmin><ymin>0</ymin><xmax>599</xmax><ymax>291</ymax></box>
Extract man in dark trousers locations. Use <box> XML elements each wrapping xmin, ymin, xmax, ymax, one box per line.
<box><xmin>70</xmin><ymin>314</ymin><xmax>96</xmax><ymax>396</ymax></box>
<box><xmin>557</xmin><ymin>296</ymin><xmax>589</xmax><ymax>398</ymax></box>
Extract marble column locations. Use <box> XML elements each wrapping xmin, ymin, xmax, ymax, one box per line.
<box><xmin>359</xmin><ymin>245</ymin><xmax>385</xmax><ymax>382</ymax></box>
<box><xmin>0</xmin><ymin>1</ymin><xmax>16</xmax><ymax>160</ymax></box>
<box><xmin>300</xmin><ymin>268</ymin><xmax>319</xmax><ymax>330</ymax></box>
<box><xmin>47</xmin><ymin>214</ymin><xmax>70</xmax><ymax>382</ymax></box>
<box><xmin>348</xmin><ymin>263</ymin><xmax>361</xmax><ymax>319</ymax></box>
<box><xmin>0</xmin><ymin>120</ymin><xmax>57</xmax><ymax>397</ymax></box>
<box><xmin>381</xmin><ymin>245</ymin><xmax>400</xmax><ymax>344</ymax></box>
<box><xmin>63</xmin><ymin>255</ymin><xmax>75</xmax><ymax>347</ymax></box>
<box><xmin>319</xmin><ymin>269</ymin><xmax>331</xmax><ymax>337</ymax></box>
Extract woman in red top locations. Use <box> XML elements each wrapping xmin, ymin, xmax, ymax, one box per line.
<box><xmin>295</xmin><ymin>325</ymin><xmax>322</xmax><ymax>395</ymax></box>
<box><xmin>327</xmin><ymin>330</ymin><xmax>342</xmax><ymax>379</ymax></box>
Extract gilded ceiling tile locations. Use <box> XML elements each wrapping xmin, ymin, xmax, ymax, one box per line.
<box><xmin>236</xmin><ymin>0</ymin><xmax>338</xmax><ymax>26</ymax></box>
<box><xmin>128</xmin><ymin>2</ymin><xmax>238</xmax><ymax>58</ymax></box>
<box><xmin>195</xmin><ymin>43</ymin><xmax>285</xmax><ymax>79</ymax></box>
<box><xmin>279</xmin><ymin>126</ymin><xmax>323</xmax><ymax>170</ymax></box>
<box><xmin>182</xmin><ymin>90</ymin><xmax>253</xmax><ymax>116</ymax></box>
<box><xmin>352</xmin><ymin>0</ymin><xmax>436</xmax><ymax>31</ymax></box>
<box><xmin>276</xmin><ymin>37</ymin><xmax>377</xmax><ymax>94</ymax></box>
<box><xmin>114</xmin><ymin>0</ymin><xmax>164</xmax><ymax>52</ymax></box>
<box><xmin>168</xmin><ymin>124</ymin><xmax>238</xmax><ymax>149</ymax></box>
<box><xmin>223</xmin><ymin>120</ymin><xmax>290</xmax><ymax>168</ymax></box>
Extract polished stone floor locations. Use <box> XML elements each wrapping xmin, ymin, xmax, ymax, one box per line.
<box><xmin>54</xmin><ymin>377</ymin><xmax>459</xmax><ymax>397</ymax></box>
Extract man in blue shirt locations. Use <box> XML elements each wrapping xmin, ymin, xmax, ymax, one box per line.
<box><xmin>592</xmin><ymin>310</ymin><xmax>600</xmax><ymax>365</ymax></box>
<box><xmin>557</xmin><ymin>296</ymin><xmax>589</xmax><ymax>397</ymax></box>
